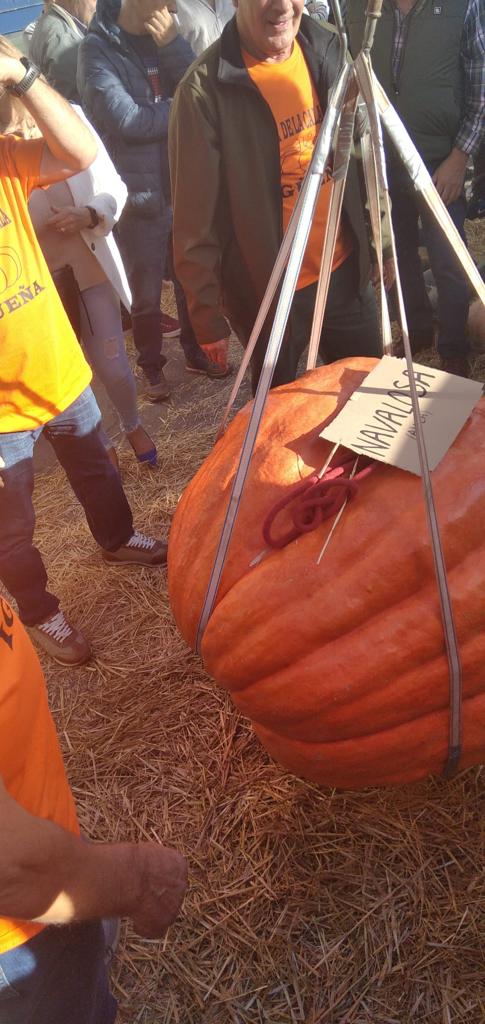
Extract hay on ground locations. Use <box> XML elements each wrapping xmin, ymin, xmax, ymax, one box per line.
<box><xmin>18</xmin><ymin>261</ymin><xmax>485</xmax><ymax>1022</ymax></box>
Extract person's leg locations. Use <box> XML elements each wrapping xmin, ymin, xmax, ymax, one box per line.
<box><xmin>0</xmin><ymin>920</ymin><xmax>117</xmax><ymax>1024</ymax></box>
<box><xmin>419</xmin><ymin>191</ymin><xmax>470</xmax><ymax>363</ymax></box>
<box><xmin>319</xmin><ymin>251</ymin><xmax>381</xmax><ymax>363</ymax></box>
<box><xmin>115</xmin><ymin>209</ymin><xmax>169</xmax><ymax>383</ymax></box>
<box><xmin>44</xmin><ymin>387</ymin><xmax>134</xmax><ymax>553</ymax></box>
<box><xmin>389</xmin><ymin>181</ymin><xmax>434</xmax><ymax>345</ymax></box>
<box><xmin>165</xmin><ymin>235</ymin><xmax>210</xmax><ymax>368</ymax></box>
<box><xmin>80</xmin><ymin>282</ymin><xmax>141</xmax><ymax>437</ymax></box>
<box><xmin>250</xmin><ymin>285</ymin><xmax>318</xmax><ymax>394</ymax></box>
<box><xmin>0</xmin><ymin>429</ymin><xmax>59</xmax><ymax>626</ymax></box>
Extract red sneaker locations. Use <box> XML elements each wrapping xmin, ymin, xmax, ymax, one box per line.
<box><xmin>161</xmin><ymin>313</ymin><xmax>181</xmax><ymax>338</ymax></box>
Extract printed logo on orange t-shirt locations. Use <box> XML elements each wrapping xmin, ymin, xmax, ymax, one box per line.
<box><xmin>244</xmin><ymin>41</ymin><xmax>353</xmax><ymax>289</ymax></box>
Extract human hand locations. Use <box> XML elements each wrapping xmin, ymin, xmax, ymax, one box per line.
<box><xmin>432</xmin><ymin>148</ymin><xmax>468</xmax><ymax>206</ymax></box>
<box><xmin>129</xmin><ymin>843</ymin><xmax>188</xmax><ymax>939</ymax></box>
<box><xmin>144</xmin><ymin>8</ymin><xmax>178</xmax><ymax>48</ymax></box>
<box><xmin>0</xmin><ymin>35</ymin><xmax>27</xmax><ymax>89</ymax></box>
<box><xmin>202</xmin><ymin>337</ymin><xmax>230</xmax><ymax>370</ymax></box>
<box><xmin>47</xmin><ymin>204</ymin><xmax>92</xmax><ymax>234</ymax></box>
<box><xmin>371</xmin><ymin>257</ymin><xmax>395</xmax><ymax>291</ymax></box>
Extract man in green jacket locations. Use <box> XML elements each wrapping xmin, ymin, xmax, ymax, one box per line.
<box><xmin>346</xmin><ymin>0</ymin><xmax>484</xmax><ymax>378</ymax></box>
<box><xmin>169</xmin><ymin>0</ymin><xmax>394</xmax><ymax>393</ymax></box>
<box><xmin>30</xmin><ymin>0</ymin><xmax>96</xmax><ymax>101</ymax></box>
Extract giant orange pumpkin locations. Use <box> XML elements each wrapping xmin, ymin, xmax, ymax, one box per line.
<box><xmin>168</xmin><ymin>358</ymin><xmax>485</xmax><ymax>788</ymax></box>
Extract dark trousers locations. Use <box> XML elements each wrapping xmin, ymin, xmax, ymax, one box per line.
<box><xmin>115</xmin><ymin>208</ymin><xmax>204</xmax><ymax>379</ymax></box>
<box><xmin>0</xmin><ymin>921</ymin><xmax>117</xmax><ymax>1024</ymax></box>
<box><xmin>389</xmin><ymin>163</ymin><xmax>470</xmax><ymax>360</ymax></box>
<box><xmin>0</xmin><ymin>387</ymin><xmax>133</xmax><ymax>626</ymax></box>
<box><xmin>250</xmin><ymin>250</ymin><xmax>381</xmax><ymax>393</ymax></box>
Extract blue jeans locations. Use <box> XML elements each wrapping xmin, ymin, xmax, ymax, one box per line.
<box><xmin>80</xmin><ymin>281</ymin><xmax>140</xmax><ymax>445</ymax></box>
<box><xmin>0</xmin><ymin>921</ymin><xmax>117</xmax><ymax>1024</ymax></box>
<box><xmin>389</xmin><ymin>162</ymin><xmax>470</xmax><ymax>359</ymax></box>
<box><xmin>0</xmin><ymin>387</ymin><xmax>133</xmax><ymax>626</ymax></box>
<box><xmin>115</xmin><ymin>208</ymin><xmax>204</xmax><ymax>380</ymax></box>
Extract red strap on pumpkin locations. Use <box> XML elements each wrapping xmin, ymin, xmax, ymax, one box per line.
<box><xmin>262</xmin><ymin>455</ymin><xmax>376</xmax><ymax>550</ymax></box>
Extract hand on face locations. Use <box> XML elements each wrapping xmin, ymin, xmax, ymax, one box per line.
<box><xmin>144</xmin><ymin>6</ymin><xmax>178</xmax><ymax>47</ymax></box>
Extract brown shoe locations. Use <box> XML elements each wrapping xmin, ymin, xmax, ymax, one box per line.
<box><xmin>102</xmin><ymin>530</ymin><xmax>168</xmax><ymax>566</ymax></box>
<box><xmin>31</xmin><ymin>609</ymin><xmax>91</xmax><ymax>666</ymax></box>
<box><xmin>439</xmin><ymin>356</ymin><xmax>470</xmax><ymax>378</ymax></box>
<box><xmin>143</xmin><ymin>371</ymin><xmax>171</xmax><ymax>402</ymax></box>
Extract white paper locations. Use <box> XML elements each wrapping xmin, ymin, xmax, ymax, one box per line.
<box><xmin>320</xmin><ymin>357</ymin><xmax>482</xmax><ymax>475</ymax></box>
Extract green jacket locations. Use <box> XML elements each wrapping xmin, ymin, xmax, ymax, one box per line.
<box><xmin>29</xmin><ymin>3</ymin><xmax>85</xmax><ymax>102</ymax></box>
<box><xmin>346</xmin><ymin>0</ymin><xmax>466</xmax><ymax>165</ymax></box>
<box><xmin>169</xmin><ymin>16</ymin><xmax>389</xmax><ymax>346</ymax></box>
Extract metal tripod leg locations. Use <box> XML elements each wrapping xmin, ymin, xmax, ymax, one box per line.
<box><xmin>196</xmin><ymin>61</ymin><xmax>352</xmax><ymax>650</ymax></box>
<box><xmin>355</xmin><ymin>50</ymin><xmax>464</xmax><ymax>777</ymax></box>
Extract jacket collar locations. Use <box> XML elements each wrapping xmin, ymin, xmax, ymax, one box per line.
<box><xmin>217</xmin><ymin>14</ymin><xmax>325</xmax><ymax>91</ymax></box>
<box><xmin>88</xmin><ymin>0</ymin><xmax>124</xmax><ymax>47</ymax></box>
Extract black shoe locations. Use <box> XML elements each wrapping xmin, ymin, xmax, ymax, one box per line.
<box><xmin>392</xmin><ymin>326</ymin><xmax>435</xmax><ymax>359</ymax></box>
<box><xmin>439</xmin><ymin>356</ymin><xmax>470</xmax><ymax>378</ymax></box>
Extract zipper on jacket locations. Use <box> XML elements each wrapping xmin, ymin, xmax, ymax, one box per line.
<box><xmin>391</xmin><ymin>0</ymin><xmax>423</xmax><ymax>95</ymax></box>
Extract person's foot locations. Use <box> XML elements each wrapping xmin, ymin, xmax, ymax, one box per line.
<box><xmin>142</xmin><ymin>371</ymin><xmax>171</xmax><ymax>402</ymax></box>
<box><xmin>126</xmin><ymin>425</ymin><xmax>157</xmax><ymax>466</ymax></box>
<box><xmin>186</xmin><ymin>360</ymin><xmax>232</xmax><ymax>380</ymax></box>
<box><xmin>30</xmin><ymin>609</ymin><xmax>91</xmax><ymax>666</ymax></box>
<box><xmin>439</xmin><ymin>356</ymin><xmax>470</xmax><ymax>378</ymax></box>
<box><xmin>161</xmin><ymin>313</ymin><xmax>181</xmax><ymax>338</ymax></box>
<box><xmin>101</xmin><ymin>530</ymin><xmax>168</xmax><ymax>566</ymax></box>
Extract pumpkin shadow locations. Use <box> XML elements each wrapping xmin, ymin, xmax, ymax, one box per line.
<box><xmin>280</xmin><ymin>367</ymin><xmax>368</xmax><ymax>475</ymax></box>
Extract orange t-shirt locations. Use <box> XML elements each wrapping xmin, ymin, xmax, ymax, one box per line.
<box><xmin>0</xmin><ymin>599</ymin><xmax>79</xmax><ymax>954</ymax></box>
<box><xmin>244</xmin><ymin>41</ymin><xmax>353</xmax><ymax>290</ymax></box>
<box><xmin>0</xmin><ymin>134</ymin><xmax>91</xmax><ymax>432</ymax></box>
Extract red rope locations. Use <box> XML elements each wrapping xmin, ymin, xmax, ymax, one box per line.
<box><xmin>262</xmin><ymin>453</ymin><xmax>376</xmax><ymax>550</ymax></box>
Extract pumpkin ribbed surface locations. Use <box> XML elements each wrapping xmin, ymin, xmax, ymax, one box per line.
<box><xmin>168</xmin><ymin>358</ymin><xmax>485</xmax><ymax>788</ymax></box>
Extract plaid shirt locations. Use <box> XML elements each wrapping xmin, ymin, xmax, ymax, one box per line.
<box><xmin>343</xmin><ymin>0</ymin><xmax>485</xmax><ymax>155</ymax></box>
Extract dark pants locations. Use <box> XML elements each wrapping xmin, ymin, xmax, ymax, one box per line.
<box><xmin>115</xmin><ymin>208</ymin><xmax>205</xmax><ymax>380</ymax></box>
<box><xmin>389</xmin><ymin>162</ymin><xmax>470</xmax><ymax>360</ymax></box>
<box><xmin>250</xmin><ymin>250</ymin><xmax>381</xmax><ymax>393</ymax></box>
<box><xmin>0</xmin><ymin>921</ymin><xmax>117</xmax><ymax>1024</ymax></box>
<box><xmin>0</xmin><ymin>387</ymin><xmax>133</xmax><ymax>626</ymax></box>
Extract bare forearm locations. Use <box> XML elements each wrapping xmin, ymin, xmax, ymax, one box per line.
<box><xmin>1</xmin><ymin>808</ymin><xmax>136</xmax><ymax>925</ymax></box>
<box><xmin>0</xmin><ymin>42</ymin><xmax>96</xmax><ymax>171</ymax></box>
<box><xmin>21</xmin><ymin>79</ymin><xmax>96</xmax><ymax>171</ymax></box>
<box><xmin>0</xmin><ymin>782</ymin><xmax>187</xmax><ymax>938</ymax></box>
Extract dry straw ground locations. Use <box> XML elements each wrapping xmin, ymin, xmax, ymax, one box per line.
<box><xmin>28</xmin><ymin>227</ymin><xmax>484</xmax><ymax>1024</ymax></box>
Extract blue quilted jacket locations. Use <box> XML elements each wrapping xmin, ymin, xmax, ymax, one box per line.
<box><xmin>77</xmin><ymin>0</ymin><xmax>194</xmax><ymax>217</ymax></box>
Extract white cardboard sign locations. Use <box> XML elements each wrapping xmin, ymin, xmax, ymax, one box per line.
<box><xmin>320</xmin><ymin>357</ymin><xmax>482</xmax><ymax>475</ymax></box>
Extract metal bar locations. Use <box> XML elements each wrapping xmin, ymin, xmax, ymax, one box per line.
<box><xmin>358</xmin><ymin>54</ymin><xmax>463</xmax><ymax>776</ymax></box>
<box><xmin>307</xmin><ymin>74</ymin><xmax>359</xmax><ymax>369</ymax></box>
<box><xmin>196</xmin><ymin>61</ymin><xmax>352</xmax><ymax>651</ymax></box>
<box><xmin>373</xmin><ymin>74</ymin><xmax>485</xmax><ymax>305</ymax></box>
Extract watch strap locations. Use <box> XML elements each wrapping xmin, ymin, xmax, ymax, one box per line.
<box><xmin>85</xmin><ymin>205</ymin><xmax>100</xmax><ymax>229</ymax></box>
<box><xmin>8</xmin><ymin>57</ymin><xmax>40</xmax><ymax>97</ymax></box>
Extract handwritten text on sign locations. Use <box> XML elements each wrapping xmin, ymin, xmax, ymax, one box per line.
<box><xmin>320</xmin><ymin>357</ymin><xmax>482</xmax><ymax>475</ymax></box>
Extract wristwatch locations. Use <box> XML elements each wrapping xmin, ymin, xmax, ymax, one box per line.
<box><xmin>85</xmin><ymin>205</ymin><xmax>100</xmax><ymax>229</ymax></box>
<box><xmin>7</xmin><ymin>57</ymin><xmax>40</xmax><ymax>97</ymax></box>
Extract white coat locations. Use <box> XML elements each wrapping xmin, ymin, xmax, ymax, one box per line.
<box><xmin>66</xmin><ymin>106</ymin><xmax>132</xmax><ymax>310</ymax></box>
